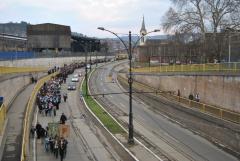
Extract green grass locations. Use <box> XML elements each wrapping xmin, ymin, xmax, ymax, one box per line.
<box><xmin>82</xmin><ymin>79</ymin><xmax>125</xmax><ymax>134</ymax></box>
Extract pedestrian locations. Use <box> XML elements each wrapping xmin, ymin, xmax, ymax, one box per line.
<box><xmin>195</xmin><ymin>93</ymin><xmax>200</xmax><ymax>102</ymax></box>
<box><xmin>53</xmin><ymin>105</ymin><xmax>57</xmax><ymax>117</ymax></box>
<box><xmin>35</xmin><ymin>122</ymin><xmax>42</xmax><ymax>139</ymax></box>
<box><xmin>188</xmin><ymin>93</ymin><xmax>194</xmax><ymax>100</ymax></box>
<box><xmin>49</xmin><ymin>137</ymin><xmax>54</xmax><ymax>153</ymax></box>
<box><xmin>63</xmin><ymin>93</ymin><xmax>67</xmax><ymax>102</ymax></box>
<box><xmin>54</xmin><ymin>139</ymin><xmax>59</xmax><ymax>158</ymax></box>
<box><xmin>59</xmin><ymin>137</ymin><xmax>67</xmax><ymax>161</ymax></box>
<box><xmin>60</xmin><ymin>113</ymin><xmax>67</xmax><ymax>124</ymax></box>
<box><xmin>44</xmin><ymin>136</ymin><xmax>49</xmax><ymax>152</ymax></box>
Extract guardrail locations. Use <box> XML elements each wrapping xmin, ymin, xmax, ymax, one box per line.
<box><xmin>171</xmin><ymin>95</ymin><xmax>240</xmax><ymax>124</ymax></box>
<box><xmin>133</xmin><ymin>62</ymin><xmax>240</xmax><ymax>73</ymax></box>
<box><xmin>0</xmin><ymin>104</ymin><xmax>6</xmax><ymax>135</ymax></box>
<box><xmin>118</xmin><ymin>75</ymin><xmax>240</xmax><ymax>124</ymax></box>
<box><xmin>0</xmin><ymin>66</ymin><xmax>48</xmax><ymax>74</ymax></box>
<box><xmin>20</xmin><ymin>72</ymin><xmax>59</xmax><ymax>161</ymax></box>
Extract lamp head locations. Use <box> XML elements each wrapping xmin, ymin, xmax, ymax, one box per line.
<box><xmin>154</xmin><ymin>29</ymin><xmax>160</xmax><ymax>32</ymax></box>
<box><xmin>97</xmin><ymin>27</ymin><xmax>105</xmax><ymax>31</ymax></box>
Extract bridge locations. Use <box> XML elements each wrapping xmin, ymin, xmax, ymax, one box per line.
<box><xmin>0</xmin><ymin>56</ymin><xmax>239</xmax><ymax>161</ymax></box>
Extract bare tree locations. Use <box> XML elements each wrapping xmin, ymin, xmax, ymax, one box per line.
<box><xmin>162</xmin><ymin>0</ymin><xmax>206</xmax><ymax>34</ymax></box>
<box><xmin>205</xmin><ymin>0</ymin><xmax>240</xmax><ymax>32</ymax></box>
<box><xmin>162</xmin><ymin>0</ymin><xmax>240</xmax><ymax>34</ymax></box>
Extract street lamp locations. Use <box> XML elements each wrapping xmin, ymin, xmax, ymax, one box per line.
<box><xmin>98</xmin><ymin>27</ymin><xmax>160</xmax><ymax>144</ymax></box>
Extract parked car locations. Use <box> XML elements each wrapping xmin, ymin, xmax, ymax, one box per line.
<box><xmin>68</xmin><ymin>82</ymin><xmax>76</xmax><ymax>90</ymax></box>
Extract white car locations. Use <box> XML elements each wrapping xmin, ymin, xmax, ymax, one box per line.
<box><xmin>68</xmin><ymin>82</ymin><xmax>76</xmax><ymax>90</ymax></box>
<box><xmin>71</xmin><ymin>75</ymin><xmax>79</xmax><ymax>82</ymax></box>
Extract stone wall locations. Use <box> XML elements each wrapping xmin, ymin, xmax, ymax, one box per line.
<box><xmin>134</xmin><ymin>74</ymin><xmax>240</xmax><ymax>112</ymax></box>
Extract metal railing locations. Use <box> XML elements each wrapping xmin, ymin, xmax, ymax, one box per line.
<box><xmin>118</xmin><ymin>75</ymin><xmax>240</xmax><ymax>124</ymax></box>
<box><xmin>133</xmin><ymin>62</ymin><xmax>240</xmax><ymax>73</ymax></box>
<box><xmin>0</xmin><ymin>66</ymin><xmax>48</xmax><ymax>74</ymax></box>
<box><xmin>20</xmin><ymin>72</ymin><xmax>59</xmax><ymax>161</ymax></box>
<box><xmin>0</xmin><ymin>104</ymin><xmax>7</xmax><ymax>135</ymax></box>
<box><xmin>171</xmin><ymin>95</ymin><xmax>240</xmax><ymax>123</ymax></box>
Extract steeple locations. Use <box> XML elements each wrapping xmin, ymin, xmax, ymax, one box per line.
<box><xmin>140</xmin><ymin>16</ymin><xmax>147</xmax><ymax>45</ymax></box>
<box><xmin>140</xmin><ymin>16</ymin><xmax>146</xmax><ymax>32</ymax></box>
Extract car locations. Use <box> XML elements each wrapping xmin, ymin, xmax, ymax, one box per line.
<box><xmin>71</xmin><ymin>74</ymin><xmax>79</xmax><ymax>82</ymax></box>
<box><xmin>87</xmin><ymin>64</ymin><xmax>91</xmax><ymax>69</ymax></box>
<box><xmin>68</xmin><ymin>82</ymin><xmax>76</xmax><ymax>90</ymax></box>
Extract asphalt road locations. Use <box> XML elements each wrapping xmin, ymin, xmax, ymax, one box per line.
<box><xmin>2</xmin><ymin>84</ymin><xmax>34</xmax><ymax>161</ymax></box>
<box><xmin>90</xmin><ymin>61</ymin><xmax>239</xmax><ymax>161</ymax></box>
<box><xmin>32</xmin><ymin>68</ymin><xmax>120</xmax><ymax>161</ymax></box>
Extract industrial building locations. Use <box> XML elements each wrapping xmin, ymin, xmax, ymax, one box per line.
<box><xmin>27</xmin><ymin>23</ymin><xmax>71</xmax><ymax>52</ymax></box>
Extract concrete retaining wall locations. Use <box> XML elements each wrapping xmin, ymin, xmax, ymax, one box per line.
<box><xmin>0</xmin><ymin>56</ymin><xmax>105</xmax><ymax>68</ymax></box>
<box><xmin>133</xmin><ymin>74</ymin><xmax>240</xmax><ymax>112</ymax></box>
<box><xmin>0</xmin><ymin>73</ymin><xmax>45</xmax><ymax>109</ymax></box>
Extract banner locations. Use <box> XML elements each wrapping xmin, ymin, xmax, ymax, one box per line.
<box><xmin>59</xmin><ymin>124</ymin><xmax>70</xmax><ymax>138</ymax></box>
<box><xmin>48</xmin><ymin>122</ymin><xmax>59</xmax><ymax>137</ymax></box>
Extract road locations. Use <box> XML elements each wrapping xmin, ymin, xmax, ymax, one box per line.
<box><xmin>32</xmin><ymin>68</ymin><xmax>121</xmax><ymax>161</ymax></box>
<box><xmin>90</xmin><ymin>61</ymin><xmax>239</xmax><ymax>161</ymax></box>
<box><xmin>2</xmin><ymin>84</ymin><xmax>34</xmax><ymax>161</ymax></box>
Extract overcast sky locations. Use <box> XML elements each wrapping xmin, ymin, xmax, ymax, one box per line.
<box><xmin>0</xmin><ymin>0</ymin><xmax>171</xmax><ymax>38</ymax></box>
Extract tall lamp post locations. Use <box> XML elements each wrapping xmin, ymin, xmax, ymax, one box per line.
<box><xmin>97</xmin><ymin>27</ymin><xmax>160</xmax><ymax>144</ymax></box>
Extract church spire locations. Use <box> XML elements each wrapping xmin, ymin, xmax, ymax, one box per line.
<box><xmin>140</xmin><ymin>15</ymin><xmax>147</xmax><ymax>45</ymax></box>
<box><xmin>140</xmin><ymin>16</ymin><xmax>146</xmax><ymax>32</ymax></box>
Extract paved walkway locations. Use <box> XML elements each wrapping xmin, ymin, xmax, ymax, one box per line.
<box><xmin>2</xmin><ymin>84</ymin><xmax>34</xmax><ymax>161</ymax></box>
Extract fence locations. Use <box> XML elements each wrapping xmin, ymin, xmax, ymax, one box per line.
<box><xmin>0</xmin><ymin>104</ymin><xmax>7</xmax><ymax>135</ymax></box>
<box><xmin>133</xmin><ymin>62</ymin><xmax>240</xmax><ymax>73</ymax></box>
<box><xmin>0</xmin><ymin>66</ymin><xmax>48</xmax><ymax>74</ymax></box>
<box><xmin>171</xmin><ymin>95</ymin><xmax>240</xmax><ymax>123</ymax></box>
<box><xmin>20</xmin><ymin>72</ymin><xmax>59</xmax><ymax>161</ymax></box>
<box><xmin>0</xmin><ymin>52</ymin><xmax>34</xmax><ymax>61</ymax></box>
<box><xmin>118</xmin><ymin>75</ymin><xmax>240</xmax><ymax>124</ymax></box>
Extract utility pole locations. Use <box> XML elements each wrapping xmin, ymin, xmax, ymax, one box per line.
<box><xmin>128</xmin><ymin>31</ymin><xmax>134</xmax><ymax>144</ymax></box>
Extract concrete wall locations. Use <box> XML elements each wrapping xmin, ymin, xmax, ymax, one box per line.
<box><xmin>0</xmin><ymin>73</ymin><xmax>44</xmax><ymax>109</ymax></box>
<box><xmin>0</xmin><ymin>57</ymin><xmax>85</xmax><ymax>67</ymax></box>
<box><xmin>0</xmin><ymin>56</ymin><xmax>105</xmax><ymax>68</ymax></box>
<box><xmin>134</xmin><ymin>74</ymin><xmax>240</xmax><ymax>112</ymax></box>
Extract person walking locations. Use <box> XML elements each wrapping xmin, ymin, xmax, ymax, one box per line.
<box><xmin>60</xmin><ymin>113</ymin><xmax>67</xmax><ymax>124</ymax></box>
<box><xmin>63</xmin><ymin>93</ymin><xmax>68</xmax><ymax>102</ymax></box>
<box><xmin>59</xmin><ymin>137</ymin><xmax>65</xmax><ymax>161</ymax></box>
<box><xmin>35</xmin><ymin>122</ymin><xmax>42</xmax><ymax>139</ymax></box>
<box><xmin>54</xmin><ymin>139</ymin><xmax>59</xmax><ymax>158</ymax></box>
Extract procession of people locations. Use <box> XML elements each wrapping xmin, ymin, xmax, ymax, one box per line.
<box><xmin>32</xmin><ymin>64</ymin><xmax>80</xmax><ymax>161</ymax></box>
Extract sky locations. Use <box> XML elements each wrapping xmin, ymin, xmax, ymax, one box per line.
<box><xmin>0</xmin><ymin>0</ymin><xmax>171</xmax><ymax>38</ymax></box>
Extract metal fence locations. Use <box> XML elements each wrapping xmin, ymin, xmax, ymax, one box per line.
<box><xmin>0</xmin><ymin>51</ymin><xmax>34</xmax><ymax>61</ymax></box>
<box><xmin>118</xmin><ymin>75</ymin><xmax>240</xmax><ymax>124</ymax></box>
<box><xmin>133</xmin><ymin>62</ymin><xmax>240</xmax><ymax>73</ymax></box>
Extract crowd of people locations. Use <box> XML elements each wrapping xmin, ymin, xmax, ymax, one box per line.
<box><xmin>32</xmin><ymin>62</ymin><xmax>91</xmax><ymax>160</ymax></box>
<box><xmin>33</xmin><ymin>64</ymin><xmax>79</xmax><ymax>160</ymax></box>
<box><xmin>36</xmin><ymin>77</ymin><xmax>62</xmax><ymax>117</ymax></box>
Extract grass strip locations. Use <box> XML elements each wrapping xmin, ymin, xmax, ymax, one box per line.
<box><xmin>82</xmin><ymin>79</ymin><xmax>125</xmax><ymax>134</ymax></box>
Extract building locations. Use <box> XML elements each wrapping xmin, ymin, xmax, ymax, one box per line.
<box><xmin>27</xmin><ymin>23</ymin><xmax>71</xmax><ymax>52</ymax></box>
<box><xmin>0</xmin><ymin>33</ymin><xmax>27</xmax><ymax>51</ymax></box>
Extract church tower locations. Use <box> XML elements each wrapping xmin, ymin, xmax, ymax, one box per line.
<box><xmin>140</xmin><ymin>16</ymin><xmax>147</xmax><ymax>45</ymax></box>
